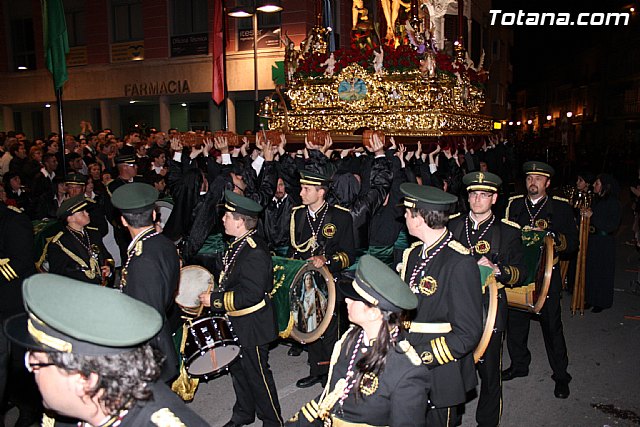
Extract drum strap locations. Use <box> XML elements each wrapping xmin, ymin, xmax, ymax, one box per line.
<box><xmin>404</xmin><ymin>321</ymin><xmax>452</xmax><ymax>334</ymax></box>
<box><xmin>227</xmin><ymin>299</ymin><xmax>266</xmax><ymax>317</ymax></box>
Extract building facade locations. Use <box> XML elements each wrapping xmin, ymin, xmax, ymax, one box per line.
<box><xmin>0</xmin><ymin>0</ymin><xmax>511</xmax><ymax>139</ymax></box>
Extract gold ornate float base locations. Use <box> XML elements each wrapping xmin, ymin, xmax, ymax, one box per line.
<box><xmin>270</xmin><ymin>109</ymin><xmax>492</xmax><ymax>137</ymax></box>
<box><xmin>268</xmin><ymin>64</ymin><xmax>492</xmax><ymax>137</ymax></box>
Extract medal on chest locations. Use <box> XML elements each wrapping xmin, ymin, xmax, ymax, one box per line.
<box><xmin>418</xmin><ymin>274</ymin><xmax>438</xmax><ymax>296</ymax></box>
<box><xmin>535</xmin><ymin>218</ymin><xmax>548</xmax><ymax>229</ymax></box>
<box><xmin>475</xmin><ymin>240</ymin><xmax>491</xmax><ymax>255</ymax></box>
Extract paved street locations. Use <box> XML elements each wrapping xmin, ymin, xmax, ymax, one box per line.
<box><xmin>187</xmin><ymin>215</ymin><xmax>640</xmax><ymax>426</ymax></box>
<box><xmin>8</xmin><ymin>212</ymin><xmax>638</xmax><ymax>427</ymax></box>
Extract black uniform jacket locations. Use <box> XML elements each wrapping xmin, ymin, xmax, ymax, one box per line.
<box><xmin>400</xmin><ymin>232</ymin><xmax>483</xmax><ymax>407</ymax></box>
<box><xmin>449</xmin><ymin>213</ymin><xmax>527</xmax><ymax>332</ymax></box>
<box><xmin>47</xmin><ymin>227</ymin><xmax>112</xmax><ymax>285</ymax></box>
<box><xmin>0</xmin><ymin>203</ymin><xmax>35</xmax><ymax>318</ymax></box>
<box><xmin>209</xmin><ymin>233</ymin><xmax>278</xmax><ymax>347</ymax></box>
<box><xmin>122</xmin><ymin>228</ymin><xmax>181</xmax><ymax>382</ymax></box>
<box><xmin>288</xmin><ymin>203</ymin><xmax>355</xmax><ymax>275</ymax></box>
<box><xmin>287</xmin><ymin>328</ymin><xmax>430</xmax><ymax>427</ymax></box>
<box><xmin>46</xmin><ymin>381</ymin><xmax>209</xmax><ymax>426</ymax></box>
<box><xmin>505</xmin><ymin>195</ymin><xmax>578</xmax><ymax>256</ymax></box>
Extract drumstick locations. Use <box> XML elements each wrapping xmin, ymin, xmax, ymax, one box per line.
<box><xmin>210</xmin><ymin>348</ymin><xmax>219</xmax><ymax>371</ymax></box>
<box><xmin>195</xmin><ymin>278</ymin><xmax>215</xmax><ymax>318</ymax></box>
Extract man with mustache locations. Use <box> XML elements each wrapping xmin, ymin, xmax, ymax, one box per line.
<box><xmin>502</xmin><ymin>161</ymin><xmax>578</xmax><ymax>399</ymax></box>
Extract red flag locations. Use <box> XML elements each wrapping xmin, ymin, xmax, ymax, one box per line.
<box><xmin>212</xmin><ymin>0</ymin><xmax>225</xmax><ymax>105</ymax></box>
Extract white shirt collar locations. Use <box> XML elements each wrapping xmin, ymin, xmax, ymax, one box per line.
<box><xmin>127</xmin><ymin>226</ymin><xmax>155</xmax><ymax>252</ymax></box>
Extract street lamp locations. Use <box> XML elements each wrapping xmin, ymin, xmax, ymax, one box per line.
<box><xmin>228</xmin><ymin>1</ymin><xmax>282</xmax><ymax>131</ymax></box>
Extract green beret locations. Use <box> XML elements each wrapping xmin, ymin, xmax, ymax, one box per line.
<box><xmin>3</xmin><ymin>274</ymin><xmax>162</xmax><ymax>355</ymax></box>
<box><xmin>523</xmin><ymin>161</ymin><xmax>554</xmax><ymax>178</ymax></box>
<box><xmin>57</xmin><ymin>195</ymin><xmax>95</xmax><ymax>219</ymax></box>
<box><xmin>400</xmin><ymin>182</ymin><xmax>457</xmax><ymax>212</ymax></box>
<box><xmin>342</xmin><ymin>255</ymin><xmax>417</xmax><ymax>312</ymax></box>
<box><xmin>111</xmin><ymin>183</ymin><xmax>158</xmax><ymax>212</ymax></box>
<box><xmin>299</xmin><ymin>169</ymin><xmax>332</xmax><ymax>187</ymax></box>
<box><xmin>64</xmin><ymin>173</ymin><xmax>87</xmax><ymax>186</ymax></box>
<box><xmin>115</xmin><ymin>154</ymin><xmax>136</xmax><ymax>165</ymax></box>
<box><xmin>224</xmin><ymin>190</ymin><xmax>262</xmax><ymax>216</ymax></box>
<box><xmin>463</xmin><ymin>171</ymin><xmax>502</xmax><ymax>192</ymax></box>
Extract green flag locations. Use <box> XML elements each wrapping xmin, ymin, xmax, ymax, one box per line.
<box><xmin>42</xmin><ymin>0</ymin><xmax>69</xmax><ymax>91</ymax></box>
<box><xmin>272</xmin><ymin>61</ymin><xmax>285</xmax><ymax>86</ymax></box>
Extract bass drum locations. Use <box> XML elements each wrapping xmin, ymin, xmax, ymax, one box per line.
<box><xmin>270</xmin><ymin>257</ymin><xmax>336</xmax><ymax>344</ymax></box>
<box><xmin>183</xmin><ymin>316</ymin><xmax>240</xmax><ymax>379</ymax></box>
<box><xmin>506</xmin><ymin>232</ymin><xmax>554</xmax><ymax>314</ymax></box>
<box><xmin>473</xmin><ymin>265</ymin><xmax>498</xmax><ymax>363</ymax></box>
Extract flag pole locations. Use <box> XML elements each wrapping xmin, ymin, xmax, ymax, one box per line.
<box><xmin>56</xmin><ymin>87</ymin><xmax>67</xmax><ymax>177</ymax></box>
<box><xmin>222</xmin><ymin>0</ymin><xmax>228</xmax><ymax>130</ymax></box>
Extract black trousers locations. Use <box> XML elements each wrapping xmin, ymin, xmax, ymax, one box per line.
<box><xmin>308</xmin><ymin>311</ymin><xmax>339</xmax><ymax>377</ymax></box>
<box><xmin>0</xmin><ymin>326</ymin><xmax>8</xmax><ymax>404</ymax></box>
<box><xmin>427</xmin><ymin>405</ymin><xmax>461</xmax><ymax>427</ymax></box>
<box><xmin>506</xmin><ymin>273</ymin><xmax>571</xmax><ymax>382</ymax></box>
<box><xmin>230</xmin><ymin>344</ymin><xmax>283</xmax><ymax>427</ymax></box>
<box><xmin>476</xmin><ymin>330</ymin><xmax>503</xmax><ymax>427</ymax></box>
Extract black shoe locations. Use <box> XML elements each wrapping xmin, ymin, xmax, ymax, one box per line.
<box><xmin>288</xmin><ymin>345</ymin><xmax>303</xmax><ymax>357</ymax></box>
<box><xmin>554</xmin><ymin>381</ymin><xmax>570</xmax><ymax>399</ymax></box>
<box><xmin>591</xmin><ymin>306</ymin><xmax>603</xmax><ymax>313</ymax></box>
<box><xmin>222</xmin><ymin>421</ymin><xmax>245</xmax><ymax>427</ymax></box>
<box><xmin>501</xmin><ymin>367</ymin><xmax>528</xmax><ymax>381</ymax></box>
<box><xmin>296</xmin><ymin>375</ymin><xmax>325</xmax><ymax>388</ymax></box>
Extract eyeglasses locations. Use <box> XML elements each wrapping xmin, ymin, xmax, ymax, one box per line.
<box><xmin>469</xmin><ymin>192</ymin><xmax>493</xmax><ymax>200</ymax></box>
<box><xmin>24</xmin><ymin>351</ymin><xmax>55</xmax><ymax>373</ymax></box>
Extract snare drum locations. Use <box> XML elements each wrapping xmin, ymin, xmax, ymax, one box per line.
<box><xmin>175</xmin><ymin>265</ymin><xmax>214</xmax><ymax>316</ymax></box>
<box><xmin>183</xmin><ymin>316</ymin><xmax>241</xmax><ymax>378</ymax></box>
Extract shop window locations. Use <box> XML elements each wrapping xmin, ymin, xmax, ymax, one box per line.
<box><xmin>11</xmin><ymin>18</ymin><xmax>36</xmax><ymax>70</ymax></box>
<box><xmin>112</xmin><ymin>0</ymin><xmax>143</xmax><ymax>42</ymax></box>
<box><xmin>172</xmin><ymin>0</ymin><xmax>208</xmax><ymax>35</ymax></box>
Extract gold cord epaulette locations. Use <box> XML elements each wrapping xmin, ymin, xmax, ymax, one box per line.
<box><xmin>448</xmin><ymin>212</ymin><xmax>461</xmax><ymax>220</ymax></box>
<box><xmin>292</xmin><ymin>204</ymin><xmax>306</xmax><ymax>211</ymax></box>
<box><xmin>41</xmin><ymin>413</ymin><xmax>55</xmax><ymax>427</ymax></box>
<box><xmin>552</xmin><ymin>196</ymin><xmax>570</xmax><ymax>203</ymax></box>
<box><xmin>7</xmin><ymin>205</ymin><xmax>23</xmax><ymax>213</ymax></box>
<box><xmin>334</xmin><ymin>205</ymin><xmax>350</xmax><ymax>212</ymax></box>
<box><xmin>400</xmin><ymin>241</ymin><xmax>422</xmax><ymax>280</ymax></box>
<box><xmin>505</xmin><ymin>195</ymin><xmax>523</xmax><ymax>219</ymax></box>
<box><xmin>247</xmin><ymin>237</ymin><xmax>256</xmax><ymax>248</ymax></box>
<box><xmin>448</xmin><ymin>240</ymin><xmax>470</xmax><ymax>255</ymax></box>
<box><xmin>86</xmin><ymin>226</ymin><xmax>98</xmax><ymax>231</ymax></box>
<box><xmin>35</xmin><ymin>231</ymin><xmax>64</xmax><ymax>271</ymax></box>
<box><xmin>398</xmin><ymin>340</ymin><xmax>422</xmax><ymax>366</ymax></box>
<box><xmin>501</xmin><ymin>218</ymin><xmax>521</xmax><ymax>229</ymax></box>
<box><xmin>150</xmin><ymin>408</ymin><xmax>187</xmax><ymax>427</ymax></box>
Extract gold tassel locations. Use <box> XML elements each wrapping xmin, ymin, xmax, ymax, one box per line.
<box><xmin>171</xmin><ymin>324</ymin><xmax>199</xmax><ymax>401</ymax></box>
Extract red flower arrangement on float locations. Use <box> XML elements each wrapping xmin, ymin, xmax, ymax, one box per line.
<box><xmin>294</xmin><ymin>43</ymin><xmax>487</xmax><ymax>87</ymax></box>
